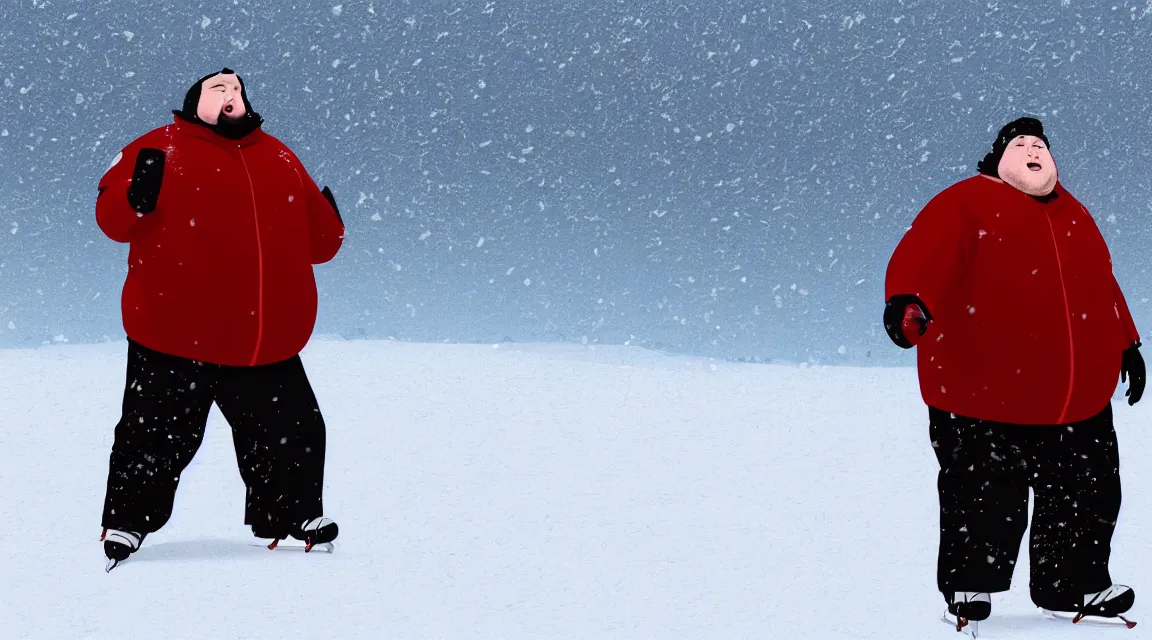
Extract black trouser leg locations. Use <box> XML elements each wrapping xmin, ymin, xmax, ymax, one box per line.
<box><xmin>930</xmin><ymin>408</ymin><xmax>1030</xmax><ymax>594</ymax></box>
<box><xmin>101</xmin><ymin>340</ymin><xmax>217</xmax><ymax>534</ymax></box>
<box><xmin>1029</xmin><ymin>403</ymin><xmax>1122</xmax><ymax>609</ymax></box>
<box><xmin>215</xmin><ymin>355</ymin><xmax>328</xmax><ymax>537</ymax></box>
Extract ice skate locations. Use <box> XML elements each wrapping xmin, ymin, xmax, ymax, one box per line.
<box><xmin>941</xmin><ymin>592</ymin><xmax>990</xmax><ymax>637</ymax></box>
<box><xmin>1038</xmin><ymin>585</ymin><xmax>1136</xmax><ymax>628</ymax></box>
<box><xmin>102</xmin><ymin>528</ymin><xmax>145</xmax><ymax>572</ymax></box>
<box><xmin>261</xmin><ymin>517</ymin><xmax>338</xmax><ymax>553</ymax></box>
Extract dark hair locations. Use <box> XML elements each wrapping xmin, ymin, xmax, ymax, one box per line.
<box><xmin>976</xmin><ymin>117</ymin><xmax>1050</xmax><ymax>178</ymax></box>
<box><xmin>172</xmin><ymin>67</ymin><xmax>264</xmax><ymax>138</ymax></box>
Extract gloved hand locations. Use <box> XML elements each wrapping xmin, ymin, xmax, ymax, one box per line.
<box><xmin>127</xmin><ymin>148</ymin><xmax>165</xmax><ymax>214</ymax></box>
<box><xmin>321</xmin><ymin>186</ymin><xmax>343</xmax><ymax>224</ymax></box>
<box><xmin>1121</xmin><ymin>341</ymin><xmax>1145</xmax><ymax>405</ymax></box>
<box><xmin>884</xmin><ymin>293</ymin><xmax>931</xmax><ymax>349</ymax></box>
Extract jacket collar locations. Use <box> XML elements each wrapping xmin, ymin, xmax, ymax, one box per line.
<box><xmin>171</xmin><ymin>112</ymin><xmax>266</xmax><ymax>148</ymax></box>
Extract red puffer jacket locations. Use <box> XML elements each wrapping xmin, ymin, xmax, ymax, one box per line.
<box><xmin>885</xmin><ymin>174</ymin><xmax>1139</xmax><ymax>425</ymax></box>
<box><xmin>96</xmin><ymin>115</ymin><xmax>345</xmax><ymax>367</ymax></box>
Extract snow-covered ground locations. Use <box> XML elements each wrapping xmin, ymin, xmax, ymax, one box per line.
<box><xmin>2</xmin><ymin>338</ymin><xmax>1149</xmax><ymax>639</ymax></box>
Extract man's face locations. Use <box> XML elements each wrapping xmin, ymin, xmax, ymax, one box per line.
<box><xmin>997</xmin><ymin>134</ymin><xmax>1057</xmax><ymax>196</ymax></box>
<box><xmin>195</xmin><ymin>73</ymin><xmax>246</xmax><ymax>125</ymax></box>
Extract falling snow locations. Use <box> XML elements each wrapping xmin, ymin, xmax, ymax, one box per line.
<box><xmin>0</xmin><ymin>1</ymin><xmax>1145</xmax><ymax>370</ymax></box>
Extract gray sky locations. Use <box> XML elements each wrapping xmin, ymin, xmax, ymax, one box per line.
<box><xmin>2</xmin><ymin>0</ymin><xmax>1151</xmax><ymax>365</ymax></box>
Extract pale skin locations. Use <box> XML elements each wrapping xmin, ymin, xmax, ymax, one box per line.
<box><xmin>195</xmin><ymin>73</ymin><xmax>247</xmax><ymax>125</ymax></box>
<box><xmin>986</xmin><ymin>134</ymin><xmax>1058</xmax><ymax>196</ymax></box>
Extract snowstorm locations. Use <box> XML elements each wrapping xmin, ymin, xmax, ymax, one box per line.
<box><xmin>2</xmin><ymin>1</ymin><xmax>1147</xmax><ymax>365</ymax></box>
<box><xmin>4</xmin><ymin>2</ymin><xmax>1152</xmax><ymax>638</ymax></box>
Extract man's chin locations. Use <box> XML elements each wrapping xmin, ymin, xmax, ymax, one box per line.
<box><xmin>1010</xmin><ymin>175</ymin><xmax>1056</xmax><ymax>196</ymax></box>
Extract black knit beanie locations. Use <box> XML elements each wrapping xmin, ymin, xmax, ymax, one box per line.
<box><xmin>976</xmin><ymin>117</ymin><xmax>1050</xmax><ymax>178</ymax></box>
<box><xmin>173</xmin><ymin>67</ymin><xmax>263</xmax><ymax>139</ymax></box>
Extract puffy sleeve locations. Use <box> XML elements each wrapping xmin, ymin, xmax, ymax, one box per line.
<box><xmin>95</xmin><ymin>136</ymin><xmax>158</xmax><ymax>243</ymax></box>
<box><xmin>1112</xmin><ymin>274</ymin><xmax>1140</xmax><ymax>348</ymax></box>
<box><xmin>285</xmin><ymin>146</ymin><xmax>344</xmax><ymax>264</ymax></box>
<box><xmin>884</xmin><ymin>186</ymin><xmax>974</xmax><ymax>317</ymax></box>
<box><xmin>1076</xmin><ymin>198</ymin><xmax>1141</xmax><ymax>349</ymax></box>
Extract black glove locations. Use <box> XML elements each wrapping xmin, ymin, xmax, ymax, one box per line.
<box><xmin>126</xmin><ymin>148</ymin><xmax>165</xmax><ymax>214</ymax></box>
<box><xmin>883</xmin><ymin>293</ymin><xmax>931</xmax><ymax>349</ymax></box>
<box><xmin>1122</xmin><ymin>342</ymin><xmax>1145</xmax><ymax>405</ymax></box>
<box><xmin>320</xmin><ymin>186</ymin><xmax>343</xmax><ymax>224</ymax></box>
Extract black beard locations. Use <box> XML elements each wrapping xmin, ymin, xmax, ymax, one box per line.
<box><xmin>212</xmin><ymin>110</ymin><xmax>261</xmax><ymax>139</ymax></box>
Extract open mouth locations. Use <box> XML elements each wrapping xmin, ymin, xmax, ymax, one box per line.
<box><xmin>1027</xmin><ymin>162</ymin><xmax>1042</xmax><ymax>171</ymax></box>
<box><xmin>224</xmin><ymin>104</ymin><xmax>234</xmax><ymax>114</ymax></box>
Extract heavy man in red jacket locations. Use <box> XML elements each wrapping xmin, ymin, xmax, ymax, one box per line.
<box><xmin>96</xmin><ymin>68</ymin><xmax>345</xmax><ymax>570</ymax></box>
<box><xmin>884</xmin><ymin>117</ymin><xmax>1142</xmax><ymax>628</ymax></box>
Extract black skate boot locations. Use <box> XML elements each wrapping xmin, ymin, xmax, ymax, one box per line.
<box><xmin>944</xmin><ymin>592</ymin><xmax>991</xmax><ymax>635</ymax></box>
<box><xmin>1037</xmin><ymin>585</ymin><xmax>1136</xmax><ymax>628</ymax></box>
<box><xmin>262</xmin><ymin>517</ymin><xmax>338</xmax><ymax>553</ymax></box>
<box><xmin>101</xmin><ymin>528</ymin><xmax>145</xmax><ymax>572</ymax></box>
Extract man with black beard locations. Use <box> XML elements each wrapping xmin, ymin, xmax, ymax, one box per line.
<box><xmin>95</xmin><ymin>68</ymin><xmax>345</xmax><ymax>570</ymax></box>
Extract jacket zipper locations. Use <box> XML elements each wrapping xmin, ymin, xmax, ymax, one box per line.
<box><xmin>237</xmin><ymin>145</ymin><xmax>265</xmax><ymax>366</ymax></box>
<box><xmin>1044</xmin><ymin>210</ymin><xmax>1074</xmax><ymax>423</ymax></box>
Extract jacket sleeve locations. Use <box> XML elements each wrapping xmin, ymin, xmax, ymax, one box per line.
<box><xmin>287</xmin><ymin>148</ymin><xmax>345</xmax><ymax>265</ymax></box>
<box><xmin>1112</xmin><ymin>274</ymin><xmax>1140</xmax><ymax>348</ymax></box>
<box><xmin>95</xmin><ymin>139</ymin><xmax>152</xmax><ymax>243</ymax></box>
<box><xmin>1078</xmin><ymin>201</ymin><xmax>1141</xmax><ymax>349</ymax></box>
<box><xmin>884</xmin><ymin>187</ymin><xmax>973</xmax><ymax>317</ymax></box>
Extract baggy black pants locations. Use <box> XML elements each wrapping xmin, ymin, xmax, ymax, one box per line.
<box><xmin>101</xmin><ymin>339</ymin><xmax>328</xmax><ymax>538</ymax></box>
<box><xmin>930</xmin><ymin>403</ymin><xmax>1122</xmax><ymax>608</ymax></box>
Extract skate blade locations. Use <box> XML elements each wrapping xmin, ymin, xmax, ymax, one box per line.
<box><xmin>942</xmin><ymin>609</ymin><xmax>980</xmax><ymax>638</ymax></box>
<box><xmin>1040</xmin><ymin>608</ymin><xmax>1136</xmax><ymax>628</ymax></box>
<box><xmin>105</xmin><ymin>557</ymin><xmax>120</xmax><ymax>573</ymax></box>
<box><xmin>252</xmin><ymin>540</ymin><xmax>335</xmax><ymax>553</ymax></box>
